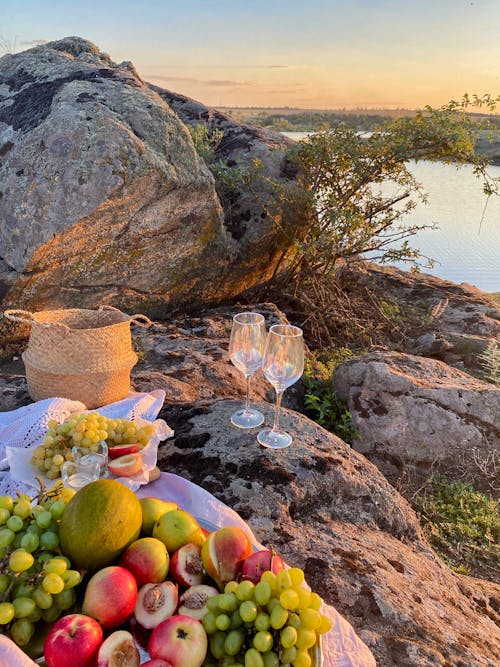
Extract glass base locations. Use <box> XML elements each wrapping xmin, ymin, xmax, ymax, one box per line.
<box><xmin>231</xmin><ymin>407</ymin><xmax>265</xmax><ymax>429</ymax></box>
<box><xmin>257</xmin><ymin>428</ymin><xmax>292</xmax><ymax>449</ymax></box>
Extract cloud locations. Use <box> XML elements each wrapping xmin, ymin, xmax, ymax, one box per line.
<box><xmin>146</xmin><ymin>74</ymin><xmax>253</xmax><ymax>87</ymax></box>
<box><xmin>267</xmin><ymin>65</ymin><xmax>289</xmax><ymax>69</ymax></box>
<box><xmin>206</xmin><ymin>79</ymin><xmax>251</xmax><ymax>87</ymax></box>
<box><xmin>149</xmin><ymin>75</ymin><xmax>200</xmax><ymax>83</ymax></box>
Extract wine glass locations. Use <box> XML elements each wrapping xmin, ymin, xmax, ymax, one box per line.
<box><xmin>229</xmin><ymin>312</ymin><xmax>266</xmax><ymax>428</ymax></box>
<box><xmin>258</xmin><ymin>324</ymin><xmax>304</xmax><ymax>449</ymax></box>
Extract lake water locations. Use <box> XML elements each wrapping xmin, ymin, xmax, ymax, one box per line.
<box><xmin>282</xmin><ymin>132</ymin><xmax>500</xmax><ymax>292</ymax></box>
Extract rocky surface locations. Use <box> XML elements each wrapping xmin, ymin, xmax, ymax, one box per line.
<box><xmin>1</xmin><ymin>303</ymin><xmax>499</xmax><ymax>666</ymax></box>
<box><xmin>154</xmin><ymin>399</ymin><xmax>500</xmax><ymax>667</ymax></box>
<box><xmin>0</xmin><ymin>303</ymin><xmax>300</xmax><ymax>411</ymax></box>
<box><xmin>0</xmin><ymin>37</ymin><xmax>296</xmax><ymax>315</ymax></box>
<box><xmin>355</xmin><ymin>263</ymin><xmax>500</xmax><ymax>374</ymax></box>
<box><xmin>333</xmin><ymin>351</ymin><xmax>500</xmax><ymax>492</ymax></box>
<box><xmin>150</xmin><ymin>85</ymin><xmax>300</xmax><ymax>295</ymax></box>
<box><xmin>151</xmin><ymin>85</ymin><xmax>293</xmax><ymax>254</ymax></box>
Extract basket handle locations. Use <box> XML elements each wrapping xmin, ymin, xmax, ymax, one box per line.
<box><xmin>98</xmin><ymin>305</ymin><xmax>153</xmax><ymax>328</ymax></box>
<box><xmin>3</xmin><ymin>309</ymin><xmax>36</xmax><ymax>325</ymax></box>
<box><xmin>3</xmin><ymin>309</ymin><xmax>72</xmax><ymax>332</ymax></box>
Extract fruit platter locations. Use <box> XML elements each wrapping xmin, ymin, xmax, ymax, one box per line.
<box><xmin>0</xmin><ymin>474</ymin><xmax>329</xmax><ymax>667</ymax></box>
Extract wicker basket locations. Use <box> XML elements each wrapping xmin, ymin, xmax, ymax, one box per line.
<box><xmin>3</xmin><ymin>306</ymin><xmax>152</xmax><ymax>408</ymax></box>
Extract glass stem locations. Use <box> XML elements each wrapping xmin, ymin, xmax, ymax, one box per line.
<box><xmin>272</xmin><ymin>389</ymin><xmax>284</xmax><ymax>432</ymax></box>
<box><xmin>244</xmin><ymin>373</ymin><xmax>251</xmax><ymax>413</ymax></box>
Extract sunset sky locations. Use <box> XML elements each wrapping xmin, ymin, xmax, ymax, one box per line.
<box><xmin>2</xmin><ymin>0</ymin><xmax>499</xmax><ymax>109</ymax></box>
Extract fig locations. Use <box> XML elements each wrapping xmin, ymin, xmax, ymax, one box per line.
<box><xmin>240</xmin><ymin>549</ymin><xmax>285</xmax><ymax>584</ymax></box>
<box><xmin>134</xmin><ymin>581</ymin><xmax>178</xmax><ymax>629</ymax></box>
<box><xmin>169</xmin><ymin>543</ymin><xmax>204</xmax><ymax>587</ymax></box>
<box><xmin>96</xmin><ymin>630</ymin><xmax>139</xmax><ymax>667</ymax></box>
<box><xmin>177</xmin><ymin>584</ymin><xmax>219</xmax><ymax>620</ymax></box>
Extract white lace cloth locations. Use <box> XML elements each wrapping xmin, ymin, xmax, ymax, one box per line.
<box><xmin>0</xmin><ymin>395</ymin><xmax>376</xmax><ymax>667</ymax></box>
<box><xmin>0</xmin><ymin>391</ymin><xmax>166</xmax><ymax>496</ymax></box>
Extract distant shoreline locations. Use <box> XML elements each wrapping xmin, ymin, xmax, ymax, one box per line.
<box><xmin>216</xmin><ymin>107</ymin><xmax>500</xmax><ymax>165</ymax></box>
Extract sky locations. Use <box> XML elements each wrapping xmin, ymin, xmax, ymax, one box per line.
<box><xmin>1</xmin><ymin>0</ymin><xmax>500</xmax><ymax>109</ymax></box>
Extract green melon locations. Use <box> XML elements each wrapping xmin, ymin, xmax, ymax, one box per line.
<box><xmin>59</xmin><ymin>479</ymin><xmax>142</xmax><ymax>571</ymax></box>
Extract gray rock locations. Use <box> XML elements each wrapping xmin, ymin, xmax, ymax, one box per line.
<box><xmin>131</xmin><ymin>303</ymin><xmax>303</xmax><ymax>410</ymax></box>
<box><xmin>156</xmin><ymin>398</ymin><xmax>500</xmax><ymax>667</ymax></box>
<box><xmin>334</xmin><ymin>351</ymin><xmax>500</xmax><ymax>491</ymax></box>
<box><xmin>150</xmin><ymin>86</ymin><xmax>300</xmax><ymax>292</ymax></box>
<box><xmin>413</xmin><ymin>332</ymin><xmax>453</xmax><ymax>356</ymax></box>
<box><xmin>0</xmin><ymin>37</ymin><xmax>297</xmax><ymax>316</ymax></box>
<box><xmin>354</xmin><ymin>262</ymin><xmax>500</xmax><ymax>375</ymax></box>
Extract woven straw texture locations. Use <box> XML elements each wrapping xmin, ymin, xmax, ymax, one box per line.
<box><xmin>4</xmin><ymin>307</ymin><xmax>151</xmax><ymax>408</ymax></box>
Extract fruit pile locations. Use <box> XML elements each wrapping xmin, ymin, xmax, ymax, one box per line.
<box><xmin>31</xmin><ymin>413</ymin><xmax>154</xmax><ymax>479</ymax></box>
<box><xmin>0</xmin><ymin>479</ymin><xmax>331</xmax><ymax>667</ymax></box>
<box><xmin>0</xmin><ymin>484</ymin><xmax>81</xmax><ymax>647</ymax></box>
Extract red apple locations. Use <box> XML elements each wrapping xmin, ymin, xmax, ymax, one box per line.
<box><xmin>43</xmin><ymin>613</ymin><xmax>103</xmax><ymax>667</ymax></box>
<box><xmin>108</xmin><ymin>452</ymin><xmax>143</xmax><ymax>477</ymax></box>
<box><xmin>141</xmin><ymin>661</ymin><xmax>170</xmax><ymax>667</ymax></box>
<box><xmin>119</xmin><ymin>537</ymin><xmax>169</xmax><ymax>586</ymax></box>
<box><xmin>201</xmin><ymin>526</ymin><xmax>253</xmax><ymax>588</ymax></box>
<box><xmin>148</xmin><ymin>615</ymin><xmax>207</xmax><ymax>667</ymax></box>
<box><xmin>240</xmin><ymin>549</ymin><xmax>285</xmax><ymax>584</ymax></box>
<box><xmin>82</xmin><ymin>566</ymin><xmax>138</xmax><ymax>629</ymax></box>
<box><xmin>96</xmin><ymin>630</ymin><xmax>139</xmax><ymax>667</ymax></box>
<box><xmin>169</xmin><ymin>543</ymin><xmax>204</xmax><ymax>587</ymax></box>
<box><xmin>108</xmin><ymin>443</ymin><xmax>140</xmax><ymax>459</ymax></box>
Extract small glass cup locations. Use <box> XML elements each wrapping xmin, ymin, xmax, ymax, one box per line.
<box><xmin>61</xmin><ymin>459</ymin><xmax>100</xmax><ymax>491</ymax></box>
<box><xmin>72</xmin><ymin>441</ymin><xmax>109</xmax><ymax>479</ymax></box>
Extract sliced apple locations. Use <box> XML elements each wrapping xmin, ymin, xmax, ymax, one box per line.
<box><xmin>108</xmin><ymin>452</ymin><xmax>143</xmax><ymax>477</ymax></box>
<box><xmin>108</xmin><ymin>443</ymin><xmax>140</xmax><ymax>460</ymax></box>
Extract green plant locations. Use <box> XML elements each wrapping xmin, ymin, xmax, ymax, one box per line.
<box><xmin>478</xmin><ymin>342</ymin><xmax>500</xmax><ymax>385</ymax></box>
<box><xmin>189</xmin><ymin>125</ymin><xmax>223</xmax><ymax>165</ymax></box>
<box><xmin>414</xmin><ymin>476</ymin><xmax>500</xmax><ymax>574</ymax></box>
<box><xmin>379</xmin><ymin>299</ymin><xmax>403</xmax><ymax>324</ymax></box>
<box><xmin>302</xmin><ymin>348</ymin><xmax>359</xmax><ymax>443</ymax></box>
<box><xmin>270</xmin><ymin>96</ymin><xmax>500</xmax><ymax>285</ymax></box>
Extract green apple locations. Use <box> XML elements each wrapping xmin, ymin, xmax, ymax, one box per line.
<box><xmin>140</xmin><ymin>497</ymin><xmax>178</xmax><ymax>536</ymax></box>
<box><xmin>153</xmin><ymin>509</ymin><xmax>205</xmax><ymax>553</ymax></box>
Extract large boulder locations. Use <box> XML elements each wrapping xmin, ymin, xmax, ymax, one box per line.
<box><xmin>156</xmin><ymin>398</ymin><xmax>500</xmax><ymax>667</ymax></box>
<box><xmin>150</xmin><ymin>85</ymin><xmax>300</xmax><ymax>275</ymax></box>
<box><xmin>333</xmin><ymin>351</ymin><xmax>500</xmax><ymax>491</ymax></box>
<box><xmin>0</xmin><ymin>37</ymin><xmax>295</xmax><ymax>316</ymax></box>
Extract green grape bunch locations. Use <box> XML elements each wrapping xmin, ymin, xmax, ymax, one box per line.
<box><xmin>0</xmin><ymin>485</ymin><xmax>82</xmax><ymax>647</ymax></box>
<box><xmin>202</xmin><ymin>568</ymin><xmax>332</xmax><ymax>667</ymax></box>
<box><xmin>31</xmin><ymin>412</ymin><xmax>155</xmax><ymax>479</ymax></box>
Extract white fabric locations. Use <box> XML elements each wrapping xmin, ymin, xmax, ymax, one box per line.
<box><xmin>0</xmin><ymin>391</ymin><xmax>167</xmax><ymax>495</ymax></box>
<box><xmin>0</xmin><ymin>396</ymin><xmax>376</xmax><ymax>667</ymax></box>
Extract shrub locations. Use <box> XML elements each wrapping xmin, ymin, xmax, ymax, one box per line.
<box><xmin>414</xmin><ymin>476</ymin><xmax>500</xmax><ymax>574</ymax></box>
<box><xmin>302</xmin><ymin>348</ymin><xmax>359</xmax><ymax>443</ymax></box>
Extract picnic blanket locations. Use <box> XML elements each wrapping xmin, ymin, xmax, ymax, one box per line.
<box><xmin>0</xmin><ymin>393</ymin><xmax>376</xmax><ymax>667</ymax></box>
